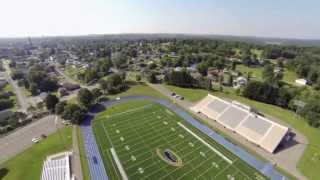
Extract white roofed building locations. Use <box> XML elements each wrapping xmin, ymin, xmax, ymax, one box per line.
<box><xmin>295</xmin><ymin>78</ymin><xmax>307</xmax><ymax>86</ymax></box>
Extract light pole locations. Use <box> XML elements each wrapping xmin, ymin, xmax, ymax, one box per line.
<box><xmin>55</xmin><ymin>115</ymin><xmax>66</xmax><ymax>150</ymax></box>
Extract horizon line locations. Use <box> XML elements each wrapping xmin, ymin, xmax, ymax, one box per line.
<box><xmin>0</xmin><ymin>32</ymin><xmax>319</xmax><ymax>41</ymax></box>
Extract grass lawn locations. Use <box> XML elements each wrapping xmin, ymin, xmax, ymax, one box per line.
<box><xmin>164</xmin><ymin>84</ymin><xmax>208</xmax><ymax>102</ymax></box>
<box><xmin>21</xmin><ymin>86</ymin><xmax>31</xmax><ymax>97</ymax></box>
<box><xmin>236</xmin><ymin>65</ymin><xmax>298</xmax><ymax>85</ymax></box>
<box><xmin>0</xmin><ymin>127</ymin><xmax>72</xmax><ymax>180</ymax></box>
<box><xmin>125</xmin><ymin>71</ymin><xmax>141</xmax><ymax>82</ymax></box>
<box><xmin>251</xmin><ymin>49</ymin><xmax>263</xmax><ymax>59</ymax></box>
<box><xmin>77</xmin><ymin>126</ymin><xmax>90</xmax><ymax>180</ymax></box>
<box><xmin>93</xmin><ymin>100</ymin><xmax>267</xmax><ymax>179</ymax></box>
<box><xmin>236</xmin><ymin>65</ymin><xmax>263</xmax><ymax>81</ymax></box>
<box><xmin>159</xmin><ymin>84</ymin><xmax>320</xmax><ymax>179</ymax></box>
<box><xmin>107</xmin><ymin>83</ymin><xmax>167</xmax><ymax>100</ymax></box>
<box><xmin>64</xmin><ymin>65</ymin><xmax>84</xmax><ymax>83</ymax></box>
<box><xmin>283</xmin><ymin>69</ymin><xmax>298</xmax><ymax>85</ymax></box>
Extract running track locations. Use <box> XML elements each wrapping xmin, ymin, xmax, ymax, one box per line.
<box><xmin>80</xmin><ymin>96</ymin><xmax>287</xmax><ymax>180</ymax></box>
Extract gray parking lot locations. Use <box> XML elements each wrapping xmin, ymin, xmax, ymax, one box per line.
<box><xmin>0</xmin><ymin>115</ymin><xmax>58</xmax><ymax>163</ymax></box>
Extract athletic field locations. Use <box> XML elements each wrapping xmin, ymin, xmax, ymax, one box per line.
<box><xmin>92</xmin><ymin>100</ymin><xmax>267</xmax><ymax>180</ymax></box>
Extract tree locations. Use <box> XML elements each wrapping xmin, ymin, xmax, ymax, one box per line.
<box><xmin>0</xmin><ymin>99</ymin><xmax>14</xmax><ymax>111</ymax></box>
<box><xmin>135</xmin><ymin>74</ymin><xmax>142</xmax><ymax>82</ymax></box>
<box><xmin>100</xmin><ymin>73</ymin><xmax>126</xmax><ymax>94</ymax></box>
<box><xmin>77</xmin><ymin>88</ymin><xmax>94</xmax><ymax>109</ymax></box>
<box><xmin>27</xmin><ymin>64</ymin><xmax>58</xmax><ymax>94</ymax></box>
<box><xmin>231</xmin><ymin>61</ymin><xmax>237</xmax><ymax>71</ymax></box>
<box><xmin>96</xmin><ymin>58</ymin><xmax>112</xmax><ymax>76</ymax></box>
<box><xmin>44</xmin><ymin>94</ymin><xmax>59</xmax><ymax>112</ymax></box>
<box><xmin>98</xmin><ymin>79</ymin><xmax>108</xmax><ymax>94</ymax></box>
<box><xmin>313</xmin><ymin>78</ymin><xmax>320</xmax><ymax>90</ymax></box>
<box><xmin>148</xmin><ymin>62</ymin><xmax>157</xmax><ymax>70</ymax></box>
<box><xmin>147</xmin><ymin>71</ymin><xmax>157</xmax><ymax>83</ymax></box>
<box><xmin>262</xmin><ymin>64</ymin><xmax>274</xmax><ymax>83</ymax></box>
<box><xmin>62</xmin><ymin>104</ymin><xmax>86</xmax><ymax>124</ymax></box>
<box><xmin>91</xmin><ymin>88</ymin><xmax>102</xmax><ymax>102</ymax></box>
<box><xmin>55</xmin><ymin>101</ymin><xmax>67</xmax><ymax>115</ymax></box>
<box><xmin>83</xmin><ymin>69</ymin><xmax>98</xmax><ymax>83</ymax></box>
<box><xmin>197</xmin><ymin>62</ymin><xmax>209</xmax><ymax>76</ymax></box>
<box><xmin>164</xmin><ymin>69</ymin><xmax>194</xmax><ymax>87</ymax></box>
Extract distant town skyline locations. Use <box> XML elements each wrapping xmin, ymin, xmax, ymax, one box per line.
<box><xmin>1</xmin><ymin>0</ymin><xmax>320</xmax><ymax>39</ymax></box>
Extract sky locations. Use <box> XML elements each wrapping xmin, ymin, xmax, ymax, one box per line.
<box><xmin>0</xmin><ymin>0</ymin><xmax>319</xmax><ymax>39</ymax></box>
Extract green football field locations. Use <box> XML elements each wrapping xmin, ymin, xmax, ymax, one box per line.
<box><xmin>93</xmin><ymin>100</ymin><xmax>267</xmax><ymax>180</ymax></box>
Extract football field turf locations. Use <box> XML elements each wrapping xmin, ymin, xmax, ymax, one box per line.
<box><xmin>92</xmin><ymin>100</ymin><xmax>267</xmax><ymax>180</ymax></box>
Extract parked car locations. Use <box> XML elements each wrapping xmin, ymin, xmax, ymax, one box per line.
<box><xmin>32</xmin><ymin>137</ymin><xmax>41</xmax><ymax>143</ymax></box>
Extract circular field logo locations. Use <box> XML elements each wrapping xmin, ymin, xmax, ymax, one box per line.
<box><xmin>156</xmin><ymin>148</ymin><xmax>183</xmax><ymax>167</ymax></box>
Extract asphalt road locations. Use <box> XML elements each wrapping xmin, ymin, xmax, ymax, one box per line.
<box><xmin>0</xmin><ymin>115</ymin><xmax>58</xmax><ymax>164</ymax></box>
<box><xmin>2</xmin><ymin>63</ymin><xmax>29</xmax><ymax>111</ymax></box>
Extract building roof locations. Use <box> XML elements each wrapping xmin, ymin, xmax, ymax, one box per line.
<box><xmin>295</xmin><ymin>78</ymin><xmax>307</xmax><ymax>85</ymax></box>
<box><xmin>191</xmin><ymin>94</ymin><xmax>289</xmax><ymax>153</ymax></box>
<box><xmin>41</xmin><ymin>151</ymin><xmax>72</xmax><ymax>180</ymax></box>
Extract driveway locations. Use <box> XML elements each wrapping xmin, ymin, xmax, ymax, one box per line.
<box><xmin>0</xmin><ymin>115</ymin><xmax>58</xmax><ymax>163</ymax></box>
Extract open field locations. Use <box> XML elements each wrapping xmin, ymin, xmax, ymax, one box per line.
<box><xmin>164</xmin><ymin>84</ymin><xmax>208</xmax><ymax>102</ymax></box>
<box><xmin>282</xmin><ymin>69</ymin><xmax>298</xmax><ymax>85</ymax></box>
<box><xmin>161</xmin><ymin>84</ymin><xmax>320</xmax><ymax>179</ymax></box>
<box><xmin>108</xmin><ymin>83</ymin><xmax>168</xmax><ymax>100</ymax></box>
<box><xmin>93</xmin><ymin>100</ymin><xmax>267</xmax><ymax>180</ymax></box>
<box><xmin>236</xmin><ymin>65</ymin><xmax>264</xmax><ymax>81</ymax></box>
<box><xmin>236</xmin><ymin>65</ymin><xmax>298</xmax><ymax>85</ymax></box>
<box><xmin>0</xmin><ymin>126</ymin><xmax>72</xmax><ymax>180</ymax></box>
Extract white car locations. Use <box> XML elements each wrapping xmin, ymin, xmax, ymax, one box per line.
<box><xmin>116</xmin><ymin>97</ymin><xmax>121</xmax><ymax>101</ymax></box>
<box><xmin>32</xmin><ymin>137</ymin><xmax>41</xmax><ymax>143</ymax></box>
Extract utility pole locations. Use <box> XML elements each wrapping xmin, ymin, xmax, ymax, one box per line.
<box><xmin>55</xmin><ymin>116</ymin><xmax>66</xmax><ymax>150</ymax></box>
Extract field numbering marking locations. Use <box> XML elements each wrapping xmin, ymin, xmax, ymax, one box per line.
<box><xmin>177</xmin><ymin>122</ymin><xmax>233</xmax><ymax>164</ymax></box>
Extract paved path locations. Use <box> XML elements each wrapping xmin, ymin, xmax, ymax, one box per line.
<box><xmin>80</xmin><ymin>95</ymin><xmax>286</xmax><ymax>180</ymax></box>
<box><xmin>0</xmin><ymin>115</ymin><xmax>58</xmax><ymax>163</ymax></box>
<box><xmin>147</xmin><ymin>83</ymin><xmax>307</xmax><ymax>180</ymax></box>
<box><xmin>72</xmin><ymin>126</ymin><xmax>83</xmax><ymax>180</ymax></box>
<box><xmin>2</xmin><ymin>63</ymin><xmax>29</xmax><ymax>111</ymax></box>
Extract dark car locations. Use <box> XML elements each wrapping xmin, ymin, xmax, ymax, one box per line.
<box><xmin>93</xmin><ymin>156</ymin><xmax>98</xmax><ymax>164</ymax></box>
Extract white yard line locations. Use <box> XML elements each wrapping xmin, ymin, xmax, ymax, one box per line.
<box><xmin>107</xmin><ymin>104</ymin><xmax>154</xmax><ymax>118</ymax></box>
<box><xmin>110</xmin><ymin>148</ymin><xmax>128</xmax><ymax>180</ymax></box>
<box><xmin>196</xmin><ymin>158</ymin><xmax>225</xmax><ymax>179</ymax></box>
<box><xmin>100</xmin><ymin>123</ymin><xmax>122</xmax><ymax>180</ymax></box>
<box><xmin>177</xmin><ymin>122</ymin><xmax>233</xmax><ymax>164</ymax></box>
